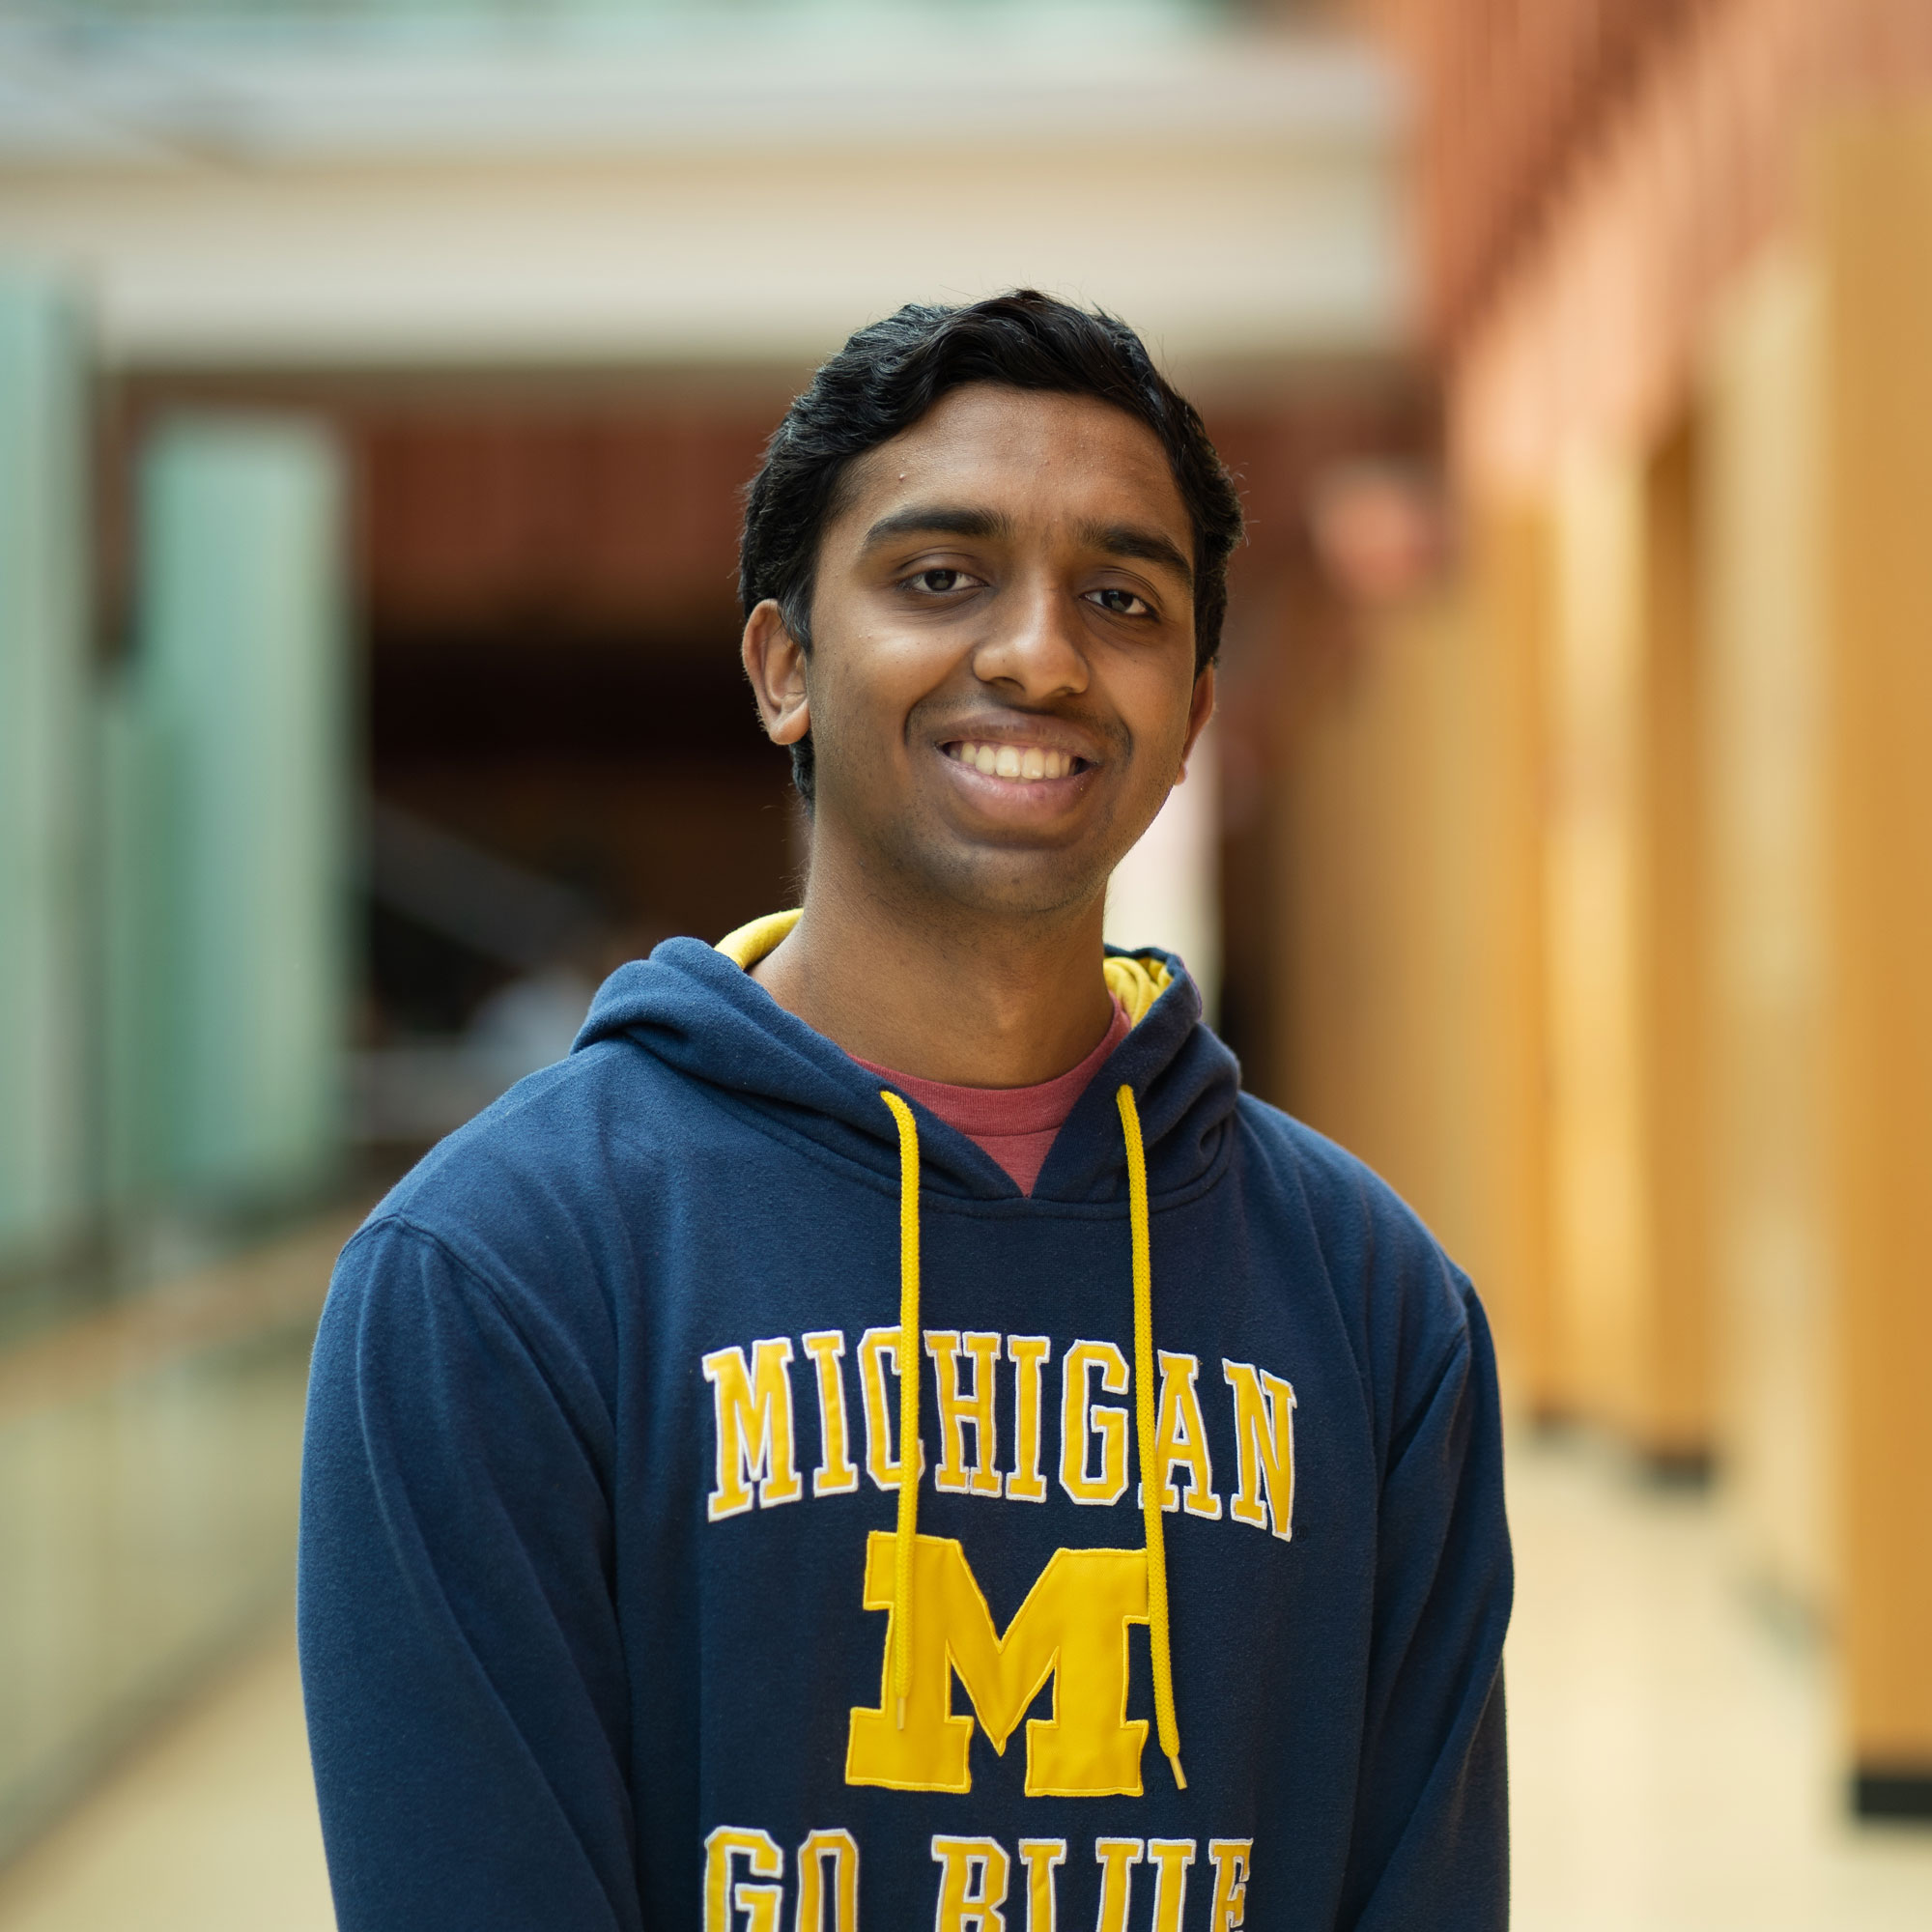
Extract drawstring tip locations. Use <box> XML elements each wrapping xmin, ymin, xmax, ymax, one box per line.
<box><xmin>1168</xmin><ymin>1751</ymin><xmax>1187</xmax><ymax>1792</ymax></box>
<box><xmin>895</xmin><ymin>1695</ymin><xmax>907</xmax><ymax>1731</ymax></box>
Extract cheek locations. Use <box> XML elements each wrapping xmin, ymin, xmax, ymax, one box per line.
<box><xmin>1116</xmin><ymin>661</ymin><xmax>1200</xmax><ymax>773</ymax></box>
<box><xmin>806</xmin><ymin>629</ymin><xmax>929</xmax><ymax>771</ymax></box>
<box><xmin>813</xmin><ymin>620</ymin><xmax>963</xmax><ymax>743</ymax></box>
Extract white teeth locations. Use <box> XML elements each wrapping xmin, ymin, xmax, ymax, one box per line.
<box><xmin>951</xmin><ymin>741</ymin><xmax>1076</xmax><ymax>781</ymax></box>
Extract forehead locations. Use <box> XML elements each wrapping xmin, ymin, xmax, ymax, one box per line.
<box><xmin>830</xmin><ymin>384</ymin><xmax>1191</xmax><ymax>547</ymax></box>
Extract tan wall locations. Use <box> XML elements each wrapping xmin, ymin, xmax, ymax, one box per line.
<box><xmin>1697</xmin><ymin>250</ymin><xmax>1836</xmax><ymax>1619</ymax></box>
<box><xmin>1543</xmin><ymin>446</ymin><xmax>1653</xmax><ymax>1434</ymax></box>
<box><xmin>1273</xmin><ymin>539</ymin><xmax>1548</xmax><ymax>1408</ymax></box>
<box><xmin>1464</xmin><ymin>509</ymin><xmax>1557</xmax><ymax>1408</ymax></box>
<box><xmin>1272</xmin><ymin>440</ymin><xmax>1725</xmax><ymax>1470</ymax></box>
<box><xmin>1814</xmin><ymin>111</ymin><xmax>1932</xmax><ymax>1776</ymax></box>
<box><xmin>1636</xmin><ymin>423</ymin><xmax>1716</xmax><ymax>1463</ymax></box>
<box><xmin>1531</xmin><ymin>437</ymin><xmax>1717</xmax><ymax>1457</ymax></box>
<box><xmin>1350</xmin><ymin>0</ymin><xmax>1932</xmax><ymax>1803</ymax></box>
<box><xmin>1272</xmin><ymin>472</ymin><xmax>1712</xmax><ymax>1440</ymax></box>
<box><xmin>1275</xmin><ymin>593</ymin><xmax>1477</xmax><ymax>1233</ymax></box>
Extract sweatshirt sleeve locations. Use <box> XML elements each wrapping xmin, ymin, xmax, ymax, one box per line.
<box><xmin>1339</xmin><ymin>1278</ymin><xmax>1513</xmax><ymax>1932</ymax></box>
<box><xmin>298</xmin><ymin>1216</ymin><xmax>639</xmax><ymax>1932</ymax></box>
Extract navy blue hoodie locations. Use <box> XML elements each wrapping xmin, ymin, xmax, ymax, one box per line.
<box><xmin>298</xmin><ymin>930</ymin><xmax>1511</xmax><ymax>1932</ymax></box>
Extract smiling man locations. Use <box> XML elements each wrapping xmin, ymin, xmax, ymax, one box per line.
<box><xmin>299</xmin><ymin>294</ymin><xmax>1511</xmax><ymax>1932</ymax></box>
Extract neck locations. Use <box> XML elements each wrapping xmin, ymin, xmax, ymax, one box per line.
<box><xmin>751</xmin><ymin>831</ymin><xmax>1116</xmax><ymax>1090</ymax></box>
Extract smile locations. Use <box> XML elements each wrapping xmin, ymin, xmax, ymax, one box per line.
<box><xmin>943</xmin><ymin>740</ymin><xmax>1085</xmax><ymax>782</ymax></box>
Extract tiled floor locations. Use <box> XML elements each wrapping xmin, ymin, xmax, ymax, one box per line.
<box><xmin>0</xmin><ymin>1430</ymin><xmax>1927</xmax><ymax>1929</ymax></box>
<box><xmin>1508</xmin><ymin>1431</ymin><xmax>1932</xmax><ymax>1930</ymax></box>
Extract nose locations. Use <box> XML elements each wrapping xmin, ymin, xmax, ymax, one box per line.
<box><xmin>969</xmin><ymin>577</ymin><xmax>1091</xmax><ymax>702</ymax></box>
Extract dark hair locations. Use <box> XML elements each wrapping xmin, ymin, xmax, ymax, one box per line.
<box><xmin>739</xmin><ymin>290</ymin><xmax>1244</xmax><ymax>802</ymax></box>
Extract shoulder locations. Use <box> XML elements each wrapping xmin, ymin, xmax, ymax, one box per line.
<box><xmin>1233</xmin><ymin>1095</ymin><xmax>1458</xmax><ymax>1275</ymax></box>
<box><xmin>321</xmin><ymin>1050</ymin><xmax>665</xmax><ymax>1434</ymax></box>
<box><xmin>365</xmin><ymin>1032</ymin><xmax>716</xmax><ymax>1245</ymax></box>
<box><xmin>330</xmin><ymin>1037</ymin><xmax>718</xmax><ymax>1349</ymax></box>
<box><xmin>1229</xmin><ymin>1092</ymin><xmax>1486</xmax><ymax>1430</ymax></box>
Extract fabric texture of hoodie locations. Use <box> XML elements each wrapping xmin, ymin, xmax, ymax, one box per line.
<box><xmin>298</xmin><ymin>929</ymin><xmax>1512</xmax><ymax>1932</ymax></box>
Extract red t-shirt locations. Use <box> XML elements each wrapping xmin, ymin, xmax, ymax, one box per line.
<box><xmin>854</xmin><ymin>998</ymin><xmax>1131</xmax><ymax>1196</ymax></box>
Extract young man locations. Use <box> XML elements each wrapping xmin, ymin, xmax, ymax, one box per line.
<box><xmin>300</xmin><ymin>293</ymin><xmax>1511</xmax><ymax>1932</ymax></box>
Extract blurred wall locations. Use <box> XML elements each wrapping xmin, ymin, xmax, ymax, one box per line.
<box><xmin>1272</xmin><ymin>531</ymin><xmax>1548</xmax><ymax>1409</ymax></box>
<box><xmin>0</xmin><ymin>280</ymin><xmax>90</xmax><ymax>1276</ymax></box>
<box><xmin>1698</xmin><ymin>250</ymin><xmax>1834</xmax><ymax>1622</ymax></box>
<box><xmin>1815</xmin><ymin>116</ymin><xmax>1932</xmax><ymax>1790</ymax></box>
<box><xmin>1295</xmin><ymin>0</ymin><xmax>1932</xmax><ymax>1813</ymax></box>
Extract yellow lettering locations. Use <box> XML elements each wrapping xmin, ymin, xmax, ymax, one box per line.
<box><xmin>1092</xmin><ymin>1839</ymin><xmax>1143</xmax><ymax>1932</ymax></box>
<box><xmin>1208</xmin><ymin>1839</ymin><xmax>1253</xmax><ymax>1929</ymax></box>
<box><xmin>802</xmin><ymin>1332</ymin><xmax>859</xmax><ymax>1497</ymax></box>
<box><xmin>1147</xmin><ymin>1839</ymin><xmax>1196</xmax><ymax>1932</ymax></box>
<box><xmin>1059</xmin><ymin>1340</ymin><xmax>1130</xmax><ymax>1507</ymax></box>
<box><xmin>857</xmin><ymin>1325</ymin><xmax>923</xmax><ymax>1492</ymax></box>
<box><xmin>1004</xmin><ymin>1336</ymin><xmax>1051</xmax><ymax>1502</ymax></box>
<box><xmin>1016</xmin><ymin>1839</ymin><xmax>1065</xmax><ymax>1932</ymax></box>
<box><xmin>927</xmin><ymin>1329</ymin><xmax>1002</xmax><ymax>1497</ymax></box>
<box><xmin>702</xmin><ymin>1341</ymin><xmax>802</xmax><ymax>1520</ymax></box>
<box><xmin>1145</xmin><ymin>1352</ymin><xmax>1220</xmax><ymax>1519</ymax></box>
<box><xmin>794</xmin><ymin>1829</ymin><xmax>857</xmax><ymax>1932</ymax></box>
<box><xmin>930</xmin><ymin>1835</ymin><xmax>1010</xmax><ymax>1932</ymax></box>
<box><xmin>704</xmin><ymin>1826</ymin><xmax>783</xmax><ymax>1932</ymax></box>
<box><xmin>846</xmin><ymin>1531</ymin><xmax>1149</xmax><ymax>1796</ymax></box>
<box><xmin>1223</xmin><ymin>1359</ymin><xmax>1296</xmax><ymax>1538</ymax></box>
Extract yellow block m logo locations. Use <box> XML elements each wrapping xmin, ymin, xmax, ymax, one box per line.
<box><xmin>845</xmin><ymin>1531</ymin><xmax>1150</xmax><ymax>1797</ymax></box>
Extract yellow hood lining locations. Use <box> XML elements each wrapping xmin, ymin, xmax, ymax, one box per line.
<box><xmin>716</xmin><ymin>909</ymin><xmax>1174</xmax><ymax>1028</ymax></box>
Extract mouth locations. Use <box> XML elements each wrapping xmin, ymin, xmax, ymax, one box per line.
<box><xmin>940</xmin><ymin>738</ymin><xmax>1090</xmax><ymax>784</ymax></box>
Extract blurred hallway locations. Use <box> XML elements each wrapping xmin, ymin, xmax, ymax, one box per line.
<box><xmin>4</xmin><ymin>0</ymin><xmax>1932</xmax><ymax>1917</ymax></box>
<box><xmin>0</xmin><ymin>1622</ymin><xmax>330</xmax><ymax>1932</ymax></box>
<box><xmin>3</xmin><ymin>1428</ymin><xmax>1927</xmax><ymax>1932</ymax></box>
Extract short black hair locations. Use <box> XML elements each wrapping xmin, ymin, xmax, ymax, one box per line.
<box><xmin>739</xmin><ymin>290</ymin><xmax>1244</xmax><ymax>802</ymax></box>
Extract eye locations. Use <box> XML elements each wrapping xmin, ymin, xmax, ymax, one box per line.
<box><xmin>1086</xmin><ymin>586</ymin><xmax>1152</xmax><ymax>618</ymax></box>
<box><xmin>906</xmin><ymin>567</ymin><xmax>978</xmax><ymax>594</ymax></box>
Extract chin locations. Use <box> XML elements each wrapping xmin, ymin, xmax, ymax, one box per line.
<box><xmin>923</xmin><ymin>844</ymin><xmax>1113</xmax><ymax>922</ymax></box>
<box><xmin>863</xmin><ymin>792</ymin><xmax>1128</xmax><ymax>921</ymax></box>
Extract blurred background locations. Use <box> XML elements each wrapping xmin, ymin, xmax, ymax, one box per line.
<box><xmin>1</xmin><ymin>0</ymin><xmax>1929</xmax><ymax>1925</ymax></box>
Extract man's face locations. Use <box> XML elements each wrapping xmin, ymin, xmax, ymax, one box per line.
<box><xmin>759</xmin><ymin>383</ymin><xmax>1214</xmax><ymax>921</ymax></box>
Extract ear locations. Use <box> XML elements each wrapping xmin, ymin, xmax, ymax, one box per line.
<box><xmin>1176</xmin><ymin>664</ymin><xmax>1216</xmax><ymax>781</ymax></box>
<box><xmin>741</xmin><ymin>599</ymin><xmax>810</xmax><ymax>747</ymax></box>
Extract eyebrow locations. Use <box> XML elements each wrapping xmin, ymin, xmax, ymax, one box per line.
<box><xmin>858</xmin><ymin>502</ymin><xmax>1195</xmax><ymax>589</ymax></box>
<box><xmin>1076</xmin><ymin>520</ymin><xmax>1195</xmax><ymax>590</ymax></box>
<box><xmin>858</xmin><ymin>504</ymin><xmax>1013</xmax><ymax>553</ymax></box>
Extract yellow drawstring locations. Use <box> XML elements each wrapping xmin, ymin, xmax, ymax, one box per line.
<box><xmin>1118</xmin><ymin>1083</ymin><xmax>1186</xmax><ymax>1791</ymax></box>
<box><xmin>875</xmin><ymin>1082</ymin><xmax>1183</xmax><ymax>1789</ymax></box>
<box><xmin>879</xmin><ymin>1091</ymin><xmax>923</xmax><ymax>1729</ymax></box>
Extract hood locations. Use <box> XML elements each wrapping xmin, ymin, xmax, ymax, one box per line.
<box><xmin>572</xmin><ymin>926</ymin><xmax>1239</xmax><ymax>1207</ymax></box>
